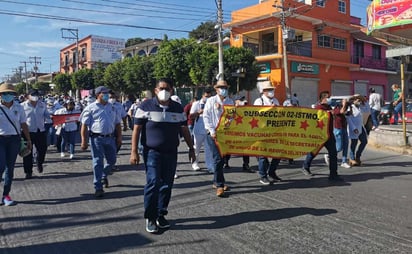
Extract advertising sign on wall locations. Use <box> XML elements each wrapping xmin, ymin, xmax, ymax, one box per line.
<box><xmin>90</xmin><ymin>35</ymin><xmax>125</xmax><ymax>63</ymax></box>
<box><xmin>367</xmin><ymin>0</ymin><xmax>412</xmax><ymax>35</ymax></box>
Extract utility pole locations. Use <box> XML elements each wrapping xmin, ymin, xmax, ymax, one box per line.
<box><xmin>61</xmin><ymin>28</ymin><xmax>79</xmax><ymax>73</ymax></box>
<box><xmin>273</xmin><ymin>0</ymin><xmax>295</xmax><ymax>99</ymax></box>
<box><xmin>29</xmin><ymin>56</ymin><xmax>42</xmax><ymax>83</ymax></box>
<box><xmin>20</xmin><ymin>60</ymin><xmax>29</xmax><ymax>93</ymax></box>
<box><xmin>215</xmin><ymin>0</ymin><xmax>224</xmax><ymax>81</ymax></box>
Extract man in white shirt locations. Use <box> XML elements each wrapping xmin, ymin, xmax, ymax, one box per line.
<box><xmin>253</xmin><ymin>82</ymin><xmax>282</xmax><ymax>185</ymax></box>
<box><xmin>368</xmin><ymin>88</ymin><xmax>383</xmax><ymax>130</ymax></box>
<box><xmin>189</xmin><ymin>86</ymin><xmax>213</xmax><ymax>172</ymax></box>
<box><xmin>203</xmin><ymin>80</ymin><xmax>234</xmax><ymax>197</ymax></box>
<box><xmin>21</xmin><ymin>89</ymin><xmax>51</xmax><ymax>178</ymax></box>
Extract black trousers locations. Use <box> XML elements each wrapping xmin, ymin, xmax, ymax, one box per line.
<box><xmin>23</xmin><ymin>131</ymin><xmax>48</xmax><ymax>175</ymax></box>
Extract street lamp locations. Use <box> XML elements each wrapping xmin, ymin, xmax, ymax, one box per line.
<box><xmin>232</xmin><ymin>68</ymin><xmax>246</xmax><ymax>95</ymax></box>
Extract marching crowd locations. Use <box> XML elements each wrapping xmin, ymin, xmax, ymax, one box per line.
<box><xmin>0</xmin><ymin>78</ymin><xmax>400</xmax><ymax>233</ymax></box>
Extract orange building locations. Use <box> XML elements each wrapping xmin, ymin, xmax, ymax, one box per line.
<box><xmin>60</xmin><ymin>35</ymin><xmax>125</xmax><ymax>74</ymax></box>
<box><xmin>226</xmin><ymin>0</ymin><xmax>359</xmax><ymax>106</ymax></box>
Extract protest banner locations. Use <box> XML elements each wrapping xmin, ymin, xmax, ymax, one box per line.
<box><xmin>52</xmin><ymin>113</ymin><xmax>81</xmax><ymax>126</ymax></box>
<box><xmin>215</xmin><ymin>106</ymin><xmax>330</xmax><ymax>159</ymax></box>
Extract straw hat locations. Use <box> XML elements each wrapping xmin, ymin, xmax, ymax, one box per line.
<box><xmin>214</xmin><ymin>80</ymin><xmax>229</xmax><ymax>88</ymax></box>
<box><xmin>0</xmin><ymin>83</ymin><xmax>16</xmax><ymax>94</ymax></box>
<box><xmin>261</xmin><ymin>81</ymin><xmax>274</xmax><ymax>90</ymax></box>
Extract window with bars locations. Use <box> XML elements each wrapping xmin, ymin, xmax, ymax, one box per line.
<box><xmin>333</xmin><ymin>38</ymin><xmax>346</xmax><ymax>50</ymax></box>
<box><xmin>338</xmin><ymin>0</ymin><xmax>346</xmax><ymax>13</ymax></box>
<box><xmin>317</xmin><ymin>34</ymin><xmax>331</xmax><ymax>48</ymax></box>
<box><xmin>316</xmin><ymin>0</ymin><xmax>325</xmax><ymax>7</ymax></box>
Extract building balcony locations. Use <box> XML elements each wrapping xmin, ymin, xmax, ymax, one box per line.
<box><xmin>351</xmin><ymin>56</ymin><xmax>391</xmax><ymax>71</ymax></box>
<box><xmin>286</xmin><ymin>41</ymin><xmax>312</xmax><ymax>57</ymax></box>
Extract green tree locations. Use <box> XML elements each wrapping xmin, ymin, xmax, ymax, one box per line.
<box><xmin>189</xmin><ymin>21</ymin><xmax>218</xmax><ymax>42</ymax></box>
<box><xmin>93</xmin><ymin>62</ymin><xmax>107</xmax><ymax>88</ymax></box>
<box><xmin>123</xmin><ymin>55</ymin><xmax>155</xmax><ymax>96</ymax></box>
<box><xmin>53</xmin><ymin>73</ymin><xmax>72</xmax><ymax>94</ymax></box>
<box><xmin>15</xmin><ymin>82</ymin><xmax>27</xmax><ymax>95</ymax></box>
<box><xmin>153</xmin><ymin>38</ymin><xmax>196</xmax><ymax>86</ymax></box>
<box><xmin>71</xmin><ymin>68</ymin><xmax>94</xmax><ymax>90</ymax></box>
<box><xmin>187</xmin><ymin>41</ymin><xmax>218</xmax><ymax>85</ymax></box>
<box><xmin>125</xmin><ymin>37</ymin><xmax>146</xmax><ymax>47</ymax></box>
<box><xmin>104</xmin><ymin>60</ymin><xmax>126</xmax><ymax>93</ymax></box>
<box><xmin>223</xmin><ymin>47</ymin><xmax>259</xmax><ymax>94</ymax></box>
<box><xmin>33</xmin><ymin>82</ymin><xmax>52</xmax><ymax>94</ymax></box>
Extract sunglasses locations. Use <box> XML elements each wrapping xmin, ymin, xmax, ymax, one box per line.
<box><xmin>1</xmin><ymin>92</ymin><xmax>14</xmax><ymax>95</ymax></box>
<box><xmin>157</xmin><ymin>87</ymin><xmax>170</xmax><ymax>91</ymax></box>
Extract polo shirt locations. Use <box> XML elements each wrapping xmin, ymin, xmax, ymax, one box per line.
<box><xmin>134</xmin><ymin>97</ymin><xmax>186</xmax><ymax>152</ymax></box>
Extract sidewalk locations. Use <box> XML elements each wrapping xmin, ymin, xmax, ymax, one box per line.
<box><xmin>368</xmin><ymin>123</ymin><xmax>412</xmax><ymax>155</ymax></box>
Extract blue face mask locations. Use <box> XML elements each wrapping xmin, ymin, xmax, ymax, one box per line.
<box><xmin>102</xmin><ymin>94</ymin><xmax>109</xmax><ymax>102</ymax></box>
<box><xmin>326</xmin><ymin>98</ymin><xmax>332</xmax><ymax>105</ymax></box>
<box><xmin>1</xmin><ymin>94</ymin><xmax>14</xmax><ymax>103</ymax></box>
<box><xmin>219</xmin><ymin>88</ymin><xmax>228</xmax><ymax>97</ymax></box>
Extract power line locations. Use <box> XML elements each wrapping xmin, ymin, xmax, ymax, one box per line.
<box><xmin>102</xmin><ymin>0</ymin><xmax>215</xmax><ymax>13</ymax></box>
<box><xmin>0</xmin><ymin>0</ymin><xmax>202</xmax><ymax>22</ymax></box>
<box><xmin>0</xmin><ymin>9</ymin><xmax>192</xmax><ymax>33</ymax></box>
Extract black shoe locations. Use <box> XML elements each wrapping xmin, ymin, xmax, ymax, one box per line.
<box><xmin>25</xmin><ymin>173</ymin><xmax>32</xmax><ymax>179</ymax></box>
<box><xmin>156</xmin><ymin>216</ymin><xmax>170</xmax><ymax>229</ymax></box>
<box><xmin>224</xmin><ymin>164</ymin><xmax>230</xmax><ymax>169</ymax></box>
<box><xmin>102</xmin><ymin>178</ymin><xmax>109</xmax><ymax>188</ymax></box>
<box><xmin>269</xmin><ymin>173</ymin><xmax>282</xmax><ymax>182</ymax></box>
<box><xmin>242</xmin><ymin>164</ymin><xmax>255</xmax><ymax>173</ymax></box>
<box><xmin>301</xmin><ymin>167</ymin><xmax>313</xmax><ymax>176</ymax></box>
<box><xmin>328</xmin><ymin>175</ymin><xmax>344</xmax><ymax>182</ymax></box>
<box><xmin>94</xmin><ymin>189</ymin><xmax>104</xmax><ymax>198</ymax></box>
<box><xmin>259</xmin><ymin>177</ymin><xmax>271</xmax><ymax>185</ymax></box>
<box><xmin>146</xmin><ymin>219</ymin><xmax>158</xmax><ymax>233</ymax></box>
<box><xmin>37</xmin><ymin>164</ymin><xmax>43</xmax><ymax>173</ymax></box>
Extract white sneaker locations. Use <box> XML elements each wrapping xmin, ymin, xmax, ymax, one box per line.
<box><xmin>60</xmin><ymin>152</ymin><xmax>65</xmax><ymax>158</ymax></box>
<box><xmin>324</xmin><ymin>154</ymin><xmax>329</xmax><ymax>166</ymax></box>
<box><xmin>341</xmin><ymin>162</ymin><xmax>351</xmax><ymax>168</ymax></box>
<box><xmin>69</xmin><ymin>154</ymin><xmax>74</xmax><ymax>159</ymax></box>
<box><xmin>192</xmin><ymin>162</ymin><xmax>201</xmax><ymax>171</ymax></box>
<box><xmin>174</xmin><ymin>173</ymin><xmax>179</xmax><ymax>179</ymax></box>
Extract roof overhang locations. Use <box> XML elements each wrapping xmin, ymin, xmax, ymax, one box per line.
<box><xmin>386</xmin><ymin>46</ymin><xmax>412</xmax><ymax>58</ymax></box>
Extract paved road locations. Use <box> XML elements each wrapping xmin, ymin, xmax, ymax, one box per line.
<box><xmin>1</xmin><ymin>130</ymin><xmax>412</xmax><ymax>254</ymax></box>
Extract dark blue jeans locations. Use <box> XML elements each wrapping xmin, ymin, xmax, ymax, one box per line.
<box><xmin>143</xmin><ymin>148</ymin><xmax>177</xmax><ymax>220</ymax></box>
<box><xmin>205</xmin><ymin>134</ymin><xmax>225</xmax><ymax>187</ymax></box>
<box><xmin>303</xmin><ymin>136</ymin><xmax>338</xmax><ymax>177</ymax></box>
<box><xmin>0</xmin><ymin>135</ymin><xmax>20</xmax><ymax>196</ymax></box>
<box><xmin>370</xmin><ymin>109</ymin><xmax>380</xmax><ymax>128</ymax></box>
<box><xmin>61</xmin><ymin>130</ymin><xmax>77</xmax><ymax>155</ymax></box>
<box><xmin>258</xmin><ymin>157</ymin><xmax>280</xmax><ymax>178</ymax></box>
<box><xmin>393</xmin><ymin>103</ymin><xmax>402</xmax><ymax>124</ymax></box>
<box><xmin>90</xmin><ymin>136</ymin><xmax>116</xmax><ymax>190</ymax></box>
<box><xmin>350</xmin><ymin>128</ymin><xmax>368</xmax><ymax>160</ymax></box>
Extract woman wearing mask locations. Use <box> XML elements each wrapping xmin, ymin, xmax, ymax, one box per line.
<box><xmin>54</xmin><ymin>100</ymin><xmax>81</xmax><ymax>159</ymax></box>
<box><xmin>0</xmin><ymin>83</ymin><xmax>32</xmax><ymax>205</ymax></box>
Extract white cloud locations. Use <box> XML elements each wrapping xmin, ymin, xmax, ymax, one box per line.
<box><xmin>23</xmin><ymin>41</ymin><xmax>67</xmax><ymax>49</ymax></box>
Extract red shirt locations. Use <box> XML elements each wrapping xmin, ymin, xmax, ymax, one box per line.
<box><xmin>183</xmin><ymin>102</ymin><xmax>193</xmax><ymax>126</ymax></box>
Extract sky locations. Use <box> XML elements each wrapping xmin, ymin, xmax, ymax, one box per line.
<box><xmin>0</xmin><ymin>0</ymin><xmax>372</xmax><ymax>81</ymax></box>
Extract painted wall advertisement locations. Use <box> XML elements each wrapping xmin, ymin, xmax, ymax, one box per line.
<box><xmin>91</xmin><ymin>35</ymin><xmax>125</xmax><ymax>63</ymax></box>
<box><xmin>367</xmin><ymin>0</ymin><xmax>412</xmax><ymax>34</ymax></box>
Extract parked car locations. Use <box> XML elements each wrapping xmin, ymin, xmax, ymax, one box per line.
<box><xmin>389</xmin><ymin>102</ymin><xmax>412</xmax><ymax>124</ymax></box>
<box><xmin>379</xmin><ymin>102</ymin><xmax>412</xmax><ymax>125</ymax></box>
<box><xmin>379</xmin><ymin>102</ymin><xmax>393</xmax><ymax>125</ymax></box>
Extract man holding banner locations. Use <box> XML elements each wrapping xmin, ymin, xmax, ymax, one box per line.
<box><xmin>253</xmin><ymin>82</ymin><xmax>282</xmax><ymax>185</ymax></box>
<box><xmin>301</xmin><ymin>91</ymin><xmax>343</xmax><ymax>182</ymax></box>
<box><xmin>203</xmin><ymin>80</ymin><xmax>234</xmax><ymax>197</ymax></box>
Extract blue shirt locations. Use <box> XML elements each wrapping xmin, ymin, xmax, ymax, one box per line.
<box><xmin>134</xmin><ymin>97</ymin><xmax>186</xmax><ymax>152</ymax></box>
<box><xmin>80</xmin><ymin>101</ymin><xmax>121</xmax><ymax>135</ymax></box>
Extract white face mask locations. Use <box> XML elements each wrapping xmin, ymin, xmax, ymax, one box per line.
<box><xmin>157</xmin><ymin>90</ymin><xmax>171</xmax><ymax>102</ymax></box>
<box><xmin>108</xmin><ymin>98</ymin><xmax>116</xmax><ymax>104</ymax></box>
<box><xmin>266</xmin><ymin>90</ymin><xmax>274</xmax><ymax>98</ymax></box>
<box><xmin>30</xmin><ymin>95</ymin><xmax>39</xmax><ymax>102</ymax></box>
